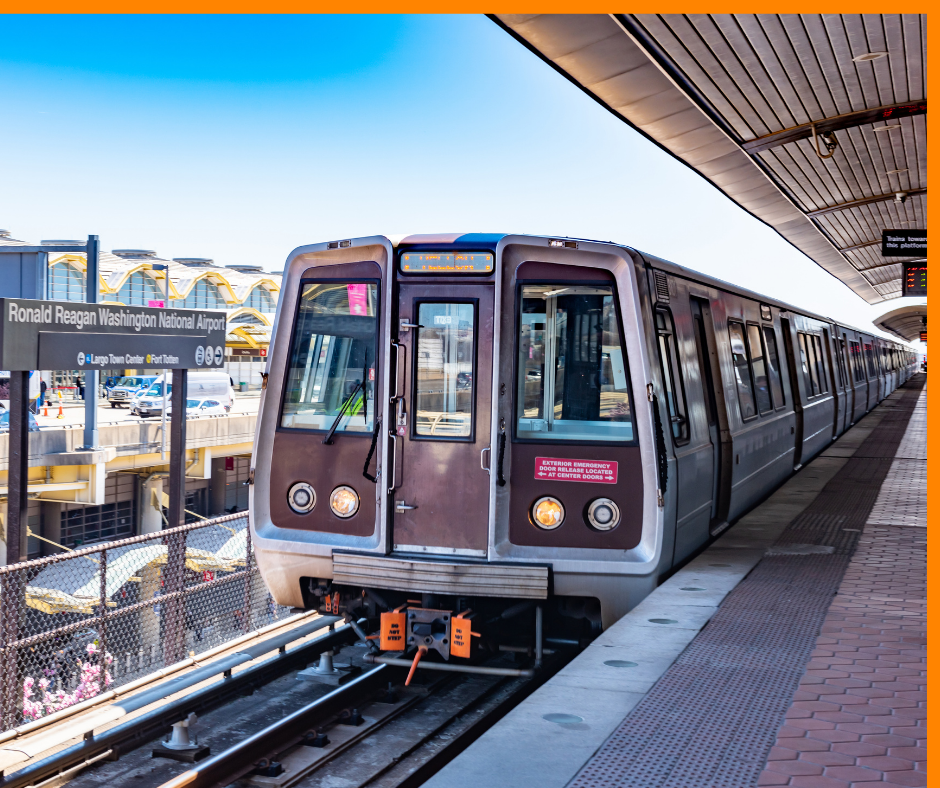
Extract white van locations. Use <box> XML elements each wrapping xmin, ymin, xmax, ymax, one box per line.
<box><xmin>133</xmin><ymin>371</ymin><xmax>236</xmax><ymax>417</ymax></box>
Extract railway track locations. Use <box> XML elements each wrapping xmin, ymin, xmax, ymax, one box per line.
<box><xmin>5</xmin><ymin>619</ymin><xmax>572</xmax><ymax>788</ymax></box>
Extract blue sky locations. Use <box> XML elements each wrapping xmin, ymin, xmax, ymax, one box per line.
<box><xmin>0</xmin><ymin>14</ymin><xmax>919</xmax><ymax>337</ymax></box>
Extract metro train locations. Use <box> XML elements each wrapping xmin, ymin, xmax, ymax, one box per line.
<box><xmin>249</xmin><ymin>234</ymin><xmax>916</xmax><ymax>652</ymax></box>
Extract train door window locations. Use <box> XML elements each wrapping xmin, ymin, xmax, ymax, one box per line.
<box><xmin>864</xmin><ymin>343</ymin><xmax>875</xmax><ymax>377</ymax></box>
<box><xmin>811</xmin><ymin>335</ymin><xmax>828</xmax><ymax>393</ymax></box>
<box><xmin>762</xmin><ymin>326</ymin><xmax>785</xmax><ymax>408</ymax></box>
<box><xmin>851</xmin><ymin>341</ymin><xmax>864</xmax><ymax>383</ymax></box>
<box><xmin>728</xmin><ymin>321</ymin><xmax>757</xmax><ymax>420</ymax></box>
<box><xmin>837</xmin><ymin>338</ymin><xmax>849</xmax><ymax>389</ymax></box>
<box><xmin>516</xmin><ymin>284</ymin><xmax>634</xmax><ymax>442</ymax></box>
<box><xmin>797</xmin><ymin>333</ymin><xmax>817</xmax><ymax>396</ymax></box>
<box><xmin>413</xmin><ymin>302</ymin><xmax>475</xmax><ymax>439</ymax></box>
<box><xmin>280</xmin><ymin>281</ymin><xmax>378</xmax><ymax>432</ymax></box>
<box><xmin>654</xmin><ymin>310</ymin><xmax>689</xmax><ymax>443</ymax></box>
<box><xmin>746</xmin><ymin>323</ymin><xmax>773</xmax><ymax>413</ymax></box>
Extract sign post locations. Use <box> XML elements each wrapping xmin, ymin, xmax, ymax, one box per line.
<box><xmin>0</xmin><ymin>298</ymin><xmax>226</xmax><ymax>565</ymax></box>
<box><xmin>82</xmin><ymin>235</ymin><xmax>100</xmax><ymax>450</ymax></box>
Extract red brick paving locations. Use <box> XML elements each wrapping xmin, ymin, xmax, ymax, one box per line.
<box><xmin>758</xmin><ymin>525</ymin><xmax>926</xmax><ymax>787</ymax></box>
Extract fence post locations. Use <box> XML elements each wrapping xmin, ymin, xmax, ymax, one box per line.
<box><xmin>97</xmin><ymin>548</ymin><xmax>108</xmax><ymax>694</ymax></box>
<box><xmin>241</xmin><ymin>525</ymin><xmax>253</xmax><ymax>633</ymax></box>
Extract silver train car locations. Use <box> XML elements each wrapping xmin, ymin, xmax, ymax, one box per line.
<box><xmin>250</xmin><ymin>234</ymin><xmax>916</xmax><ymax>642</ymax></box>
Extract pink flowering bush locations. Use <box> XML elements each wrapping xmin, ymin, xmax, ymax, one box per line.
<box><xmin>22</xmin><ymin>642</ymin><xmax>114</xmax><ymax>722</ymax></box>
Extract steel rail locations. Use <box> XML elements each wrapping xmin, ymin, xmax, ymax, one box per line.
<box><xmin>0</xmin><ymin>619</ymin><xmax>352</xmax><ymax>788</ymax></box>
<box><xmin>363</xmin><ymin>655</ymin><xmax>535</xmax><ymax>678</ymax></box>
<box><xmin>157</xmin><ymin>665</ymin><xmax>397</xmax><ymax>788</ymax></box>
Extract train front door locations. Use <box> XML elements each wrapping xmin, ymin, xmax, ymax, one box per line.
<box><xmin>389</xmin><ymin>284</ymin><xmax>494</xmax><ymax>556</ymax></box>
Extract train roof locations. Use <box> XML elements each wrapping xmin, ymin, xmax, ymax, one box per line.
<box><xmin>386</xmin><ymin>233</ymin><xmax>911</xmax><ymax>349</ymax></box>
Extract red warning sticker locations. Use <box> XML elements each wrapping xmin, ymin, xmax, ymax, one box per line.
<box><xmin>534</xmin><ymin>457</ymin><xmax>618</xmax><ymax>484</ymax></box>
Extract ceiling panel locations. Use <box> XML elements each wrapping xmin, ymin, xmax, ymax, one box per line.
<box><xmin>492</xmin><ymin>13</ymin><xmax>927</xmax><ymax>304</ymax></box>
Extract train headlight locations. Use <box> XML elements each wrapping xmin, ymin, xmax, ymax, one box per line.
<box><xmin>287</xmin><ymin>482</ymin><xmax>316</xmax><ymax>514</ymax></box>
<box><xmin>587</xmin><ymin>498</ymin><xmax>621</xmax><ymax>531</ymax></box>
<box><xmin>330</xmin><ymin>486</ymin><xmax>359</xmax><ymax>518</ymax></box>
<box><xmin>532</xmin><ymin>497</ymin><xmax>564</xmax><ymax>530</ymax></box>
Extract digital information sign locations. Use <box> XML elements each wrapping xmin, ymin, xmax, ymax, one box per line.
<box><xmin>882</xmin><ymin>229</ymin><xmax>926</xmax><ymax>257</ymax></box>
<box><xmin>401</xmin><ymin>252</ymin><xmax>494</xmax><ymax>274</ymax></box>
<box><xmin>903</xmin><ymin>264</ymin><xmax>927</xmax><ymax>297</ymax></box>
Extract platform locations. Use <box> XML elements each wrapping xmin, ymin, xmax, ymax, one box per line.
<box><xmin>427</xmin><ymin>375</ymin><xmax>926</xmax><ymax>788</ymax></box>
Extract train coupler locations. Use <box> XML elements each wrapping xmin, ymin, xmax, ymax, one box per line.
<box><xmin>378</xmin><ymin>606</ymin><xmax>479</xmax><ymax>660</ymax></box>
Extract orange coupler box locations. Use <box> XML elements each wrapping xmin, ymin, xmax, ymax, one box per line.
<box><xmin>380</xmin><ymin>611</ymin><xmax>406</xmax><ymax>651</ymax></box>
<box><xmin>451</xmin><ymin>616</ymin><xmax>472</xmax><ymax>658</ymax></box>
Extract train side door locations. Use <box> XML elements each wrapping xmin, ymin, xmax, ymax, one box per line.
<box><xmin>389</xmin><ymin>284</ymin><xmax>494</xmax><ymax>556</ymax></box>
<box><xmin>689</xmin><ymin>297</ymin><xmax>730</xmax><ymax>532</ymax></box>
<box><xmin>780</xmin><ymin>317</ymin><xmax>804</xmax><ymax>468</ymax></box>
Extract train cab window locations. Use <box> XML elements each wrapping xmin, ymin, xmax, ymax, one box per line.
<box><xmin>654</xmin><ymin>310</ymin><xmax>689</xmax><ymax>443</ymax></box>
<box><xmin>280</xmin><ymin>281</ymin><xmax>378</xmax><ymax>432</ymax></box>
<box><xmin>516</xmin><ymin>284</ymin><xmax>634</xmax><ymax>442</ymax></box>
<box><xmin>728</xmin><ymin>321</ymin><xmax>757</xmax><ymax>420</ymax></box>
<box><xmin>746</xmin><ymin>323</ymin><xmax>773</xmax><ymax>413</ymax></box>
<box><xmin>413</xmin><ymin>302</ymin><xmax>475</xmax><ymax>439</ymax></box>
<box><xmin>762</xmin><ymin>327</ymin><xmax>785</xmax><ymax>408</ymax></box>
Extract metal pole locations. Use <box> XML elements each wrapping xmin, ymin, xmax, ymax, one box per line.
<box><xmin>164</xmin><ymin>368</ymin><xmax>188</xmax><ymax>665</ymax></box>
<box><xmin>7</xmin><ymin>371</ymin><xmax>29</xmax><ymax>564</ymax></box>
<box><xmin>82</xmin><ymin>235</ymin><xmax>100</xmax><ymax>450</ymax></box>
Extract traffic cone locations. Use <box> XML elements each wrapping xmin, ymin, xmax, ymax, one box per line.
<box><xmin>57</xmin><ymin>403</ymin><xmax>64</xmax><ymax>419</ymax></box>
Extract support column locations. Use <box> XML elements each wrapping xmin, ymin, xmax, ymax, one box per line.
<box><xmin>7</xmin><ymin>371</ymin><xmax>29</xmax><ymax>564</ymax></box>
<box><xmin>163</xmin><ymin>368</ymin><xmax>188</xmax><ymax>666</ymax></box>
<box><xmin>82</xmin><ymin>234</ymin><xmax>100</xmax><ymax>450</ymax></box>
<box><xmin>209</xmin><ymin>457</ymin><xmax>227</xmax><ymax>516</ymax></box>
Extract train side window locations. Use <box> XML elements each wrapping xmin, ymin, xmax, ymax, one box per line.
<box><xmin>746</xmin><ymin>323</ymin><xmax>773</xmax><ymax>413</ymax></box>
<box><xmin>654</xmin><ymin>310</ymin><xmax>689</xmax><ymax>443</ymax></box>
<box><xmin>280</xmin><ymin>281</ymin><xmax>378</xmax><ymax>432</ymax></box>
<box><xmin>516</xmin><ymin>283</ymin><xmax>634</xmax><ymax>443</ymax></box>
<box><xmin>797</xmin><ymin>332</ymin><xmax>816</xmax><ymax>396</ymax></box>
<box><xmin>811</xmin><ymin>335</ymin><xmax>828</xmax><ymax>393</ymax></box>
<box><xmin>413</xmin><ymin>302</ymin><xmax>475</xmax><ymax>439</ymax></box>
<box><xmin>728</xmin><ymin>321</ymin><xmax>757</xmax><ymax>420</ymax></box>
<box><xmin>865</xmin><ymin>343</ymin><xmax>876</xmax><ymax>377</ymax></box>
<box><xmin>762</xmin><ymin>326</ymin><xmax>785</xmax><ymax>408</ymax></box>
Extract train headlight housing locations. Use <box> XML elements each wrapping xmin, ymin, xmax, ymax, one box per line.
<box><xmin>587</xmin><ymin>498</ymin><xmax>621</xmax><ymax>531</ymax></box>
<box><xmin>330</xmin><ymin>486</ymin><xmax>360</xmax><ymax>518</ymax></box>
<box><xmin>287</xmin><ymin>482</ymin><xmax>316</xmax><ymax>514</ymax></box>
<box><xmin>532</xmin><ymin>497</ymin><xmax>565</xmax><ymax>530</ymax></box>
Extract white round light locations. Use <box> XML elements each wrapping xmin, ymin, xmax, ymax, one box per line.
<box><xmin>287</xmin><ymin>482</ymin><xmax>316</xmax><ymax>514</ymax></box>
<box><xmin>330</xmin><ymin>486</ymin><xmax>359</xmax><ymax>518</ymax></box>
<box><xmin>532</xmin><ymin>497</ymin><xmax>564</xmax><ymax>530</ymax></box>
<box><xmin>587</xmin><ymin>498</ymin><xmax>621</xmax><ymax>531</ymax></box>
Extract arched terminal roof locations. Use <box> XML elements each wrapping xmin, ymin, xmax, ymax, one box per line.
<box><xmin>873</xmin><ymin>303</ymin><xmax>927</xmax><ymax>343</ymax></box>
<box><xmin>491</xmin><ymin>14</ymin><xmax>926</xmax><ymax>304</ymax></box>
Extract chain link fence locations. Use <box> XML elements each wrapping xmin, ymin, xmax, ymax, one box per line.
<box><xmin>0</xmin><ymin>513</ymin><xmax>289</xmax><ymax>731</ymax></box>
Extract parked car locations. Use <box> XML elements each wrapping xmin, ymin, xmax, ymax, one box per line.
<box><xmin>166</xmin><ymin>398</ymin><xmax>227</xmax><ymax>417</ymax></box>
<box><xmin>0</xmin><ymin>409</ymin><xmax>41</xmax><ymax>432</ymax></box>
<box><xmin>108</xmin><ymin>376</ymin><xmax>157</xmax><ymax>408</ymax></box>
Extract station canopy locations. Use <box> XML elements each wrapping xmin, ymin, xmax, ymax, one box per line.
<box><xmin>873</xmin><ymin>304</ymin><xmax>927</xmax><ymax>343</ymax></box>
<box><xmin>492</xmin><ymin>14</ymin><xmax>926</xmax><ymax>304</ymax></box>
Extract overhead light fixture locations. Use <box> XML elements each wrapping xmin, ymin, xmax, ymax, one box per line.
<box><xmin>873</xmin><ymin>124</ymin><xmax>902</xmax><ymax>133</ymax></box>
<box><xmin>853</xmin><ymin>51</ymin><xmax>888</xmax><ymax>62</ymax></box>
<box><xmin>895</xmin><ymin>192</ymin><xmax>909</xmax><ymax>204</ymax></box>
<box><xmin>886</xmin><ymin>168</ymin><xmax>909</xmax><ymax>175</ymax></box>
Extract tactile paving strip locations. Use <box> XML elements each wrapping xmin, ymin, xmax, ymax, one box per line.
<box><xmin>567</xmin><ymin>376</ymin><xmax>925</xmax><ymax>788</ymax></box>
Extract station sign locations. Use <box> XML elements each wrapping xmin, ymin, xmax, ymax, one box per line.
<box><xmin>902</xmin><ymin>264</ymin><xmax>927</xmax><ymax>297</ymax></box>
<box><xmin>882</xmin><ymin>229</ymin><xmax>926</xmax><ymax>257</ymax></box>
<box><xmin>0</xmin><ymin>298</ymin><xmax>227</xmax><ymax>371</ymax></box>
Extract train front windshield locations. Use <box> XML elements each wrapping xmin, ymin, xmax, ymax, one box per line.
<box><xmin>281</xmin><ymin>281</ymin><xmax>378</xmax><ymax>432</ymax></box>
<box><xmin>516</xmin><ymin>284</ymin><xmax>634</xmax><ymax>442</ymax></box>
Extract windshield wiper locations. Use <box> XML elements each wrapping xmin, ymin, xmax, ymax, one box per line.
<box><xmin>322</xmin><ymin>380</ymin><xmax>365</xmax><ymax>445</ymax></box>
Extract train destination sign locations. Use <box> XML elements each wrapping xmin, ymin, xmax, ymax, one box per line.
<box><xmin>401</xmin><ymin>252</ymin><xmax>494</xmax><ymax>273</ymax></box>
<box><xmin>534</xmin><ymin>457</ymin><xmax>618</xmax><ymax>484</ymax></box>
<box><xmin>0</xmin><ymin>298</ymin><xmax>227</xmax><ymax>371</ymax></box>
<box><xmin>882</xmin><ymin>229</ymin><xmax>926</xmax><ymax>257</ymax></box>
